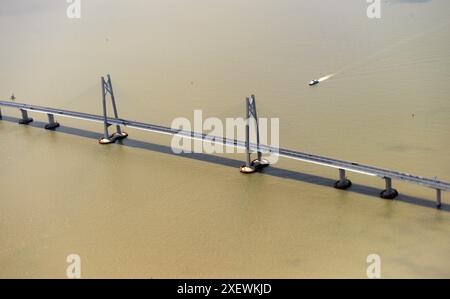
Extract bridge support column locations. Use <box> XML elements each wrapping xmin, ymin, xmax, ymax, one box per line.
<box><xmin>240</xmin><ymin>95</ymin><xmax>269</xmax><ymax>174</ymax></box>
<box><xmin>99</xmin><ymin>77</ymin><xmax>113</xmax><ymax>144</ymax></box>
<box><xmin>99</xmin><ymin>75</ymin><xmax>128</xmax><ymax>145</ymax></box>
<box><xmin>44</xmin><ymin>114</ymin><xmax>60</xmax><ymax>130</ymax></box>
<box><xmin>436</xmin><ymin>189</ymin><xmax>442</xmax><ymax>209</ymax></box>
<box><xmin>250</xmin><ymin>95</ymin><xmax>270</xmax><ymax>170</ymax></box>
<box><xmin>0</xmin><ymin>107</ymin><xmax>2</xmax><ymax>119</ymax></box>
<box><xmin>240</xmin><ymin>97</ymin><xmax>256</xmax><ymax>173</ymax></box>
<box><xmin>334</xmin><ymin>169</ymin><xmax>352</xmax><ymax>190</ymax></box>
<box><xmin>107</xmin><ymin>75</ymin><xmax>128</xmax><ymax>141</ymax></box>
<box><xmin>18</xmin><ymin>109</ymin><xmax>33</xmax><ymax>125</ymax></box>
<box><xmin>380</xmin><ymin>177</ymin><xmax>398</xmax><ymax>199</ymax></box>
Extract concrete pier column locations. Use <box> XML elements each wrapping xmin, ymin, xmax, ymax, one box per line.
<box><xmin>240</xmin><ymin>97</ymin><xmax>256</xmax><ymax>173</ymax></box>
<box><xmin>249</xmin><ymin>95</ymin><xmax>269</xmax><ymax>170</ymax></box>
<box><xmin>44</xmin><ymin>114</ymin><xmax>60</xmax><ymax>130</ymax></box>
<box><xmin>0</xmin><ymin>107</ymin><xmax>2</xmax><ymax>120</ymax></box>
<box><xmin>380</xmin><ymin>177</ymin><xmax>399</xmax><ymax>199</ymax></box>
<box><xmin>245</xmin><ymin>97</ymin><xmax>251</xmax><ymax>167</ymax></box>
<box><xmin>99</xmin><ymin>76</ymin><xmax>113</xmax><ymax>144</ymax></box>
<box><xmin>18</xmin><ymin>109</ymin><xmax>33</xmax><ymax>125</ymax></box>
<box><xmin>107</xmin><ymin>75</ymin><xmax>121</xmax><ymax>134</ymax></box>
<box><xmin>99</xmin><ymin>75</ymin><xmax>128</xmax><ymax>144</ymax></box>
<box><xmin>334</xmin><ymin>168</ymin><xmax>352</xmax><ymax>190</ymax></box>
<box><xmin>436</xmin><ymin>189</ymin><xmax>442</xmax><ymax>209</ymax></box>
<box><xmin>107</xmin><ymin>75</ymin><xmax>128</xmax><ymax>140</ymax></box>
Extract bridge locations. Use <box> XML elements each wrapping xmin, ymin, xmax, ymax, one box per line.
<box><xmin>1</xmin><ymin>75</ymin><xmax>449</xmax><ymax>209</ymax></box>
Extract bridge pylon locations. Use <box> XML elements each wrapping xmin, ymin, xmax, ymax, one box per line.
<box><xmin>240</xmin><ymin>95</ymin><xmax>270</xmax><ymax>174</ymax></box>
<box><xmin>99</xmin><ymin>74</ymin><xmax>128</xmax><ymax>144</ymax></box>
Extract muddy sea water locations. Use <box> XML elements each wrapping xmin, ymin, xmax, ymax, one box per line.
<box><xmin>1</xmin><ymin>0</ymin><xmax>449</xmax><ymax>277</ymax></box>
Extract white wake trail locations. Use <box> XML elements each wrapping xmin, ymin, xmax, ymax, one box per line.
<box><xmin>317</xmin><ymin>74</ymin><xmax>335</xmax><ymax>82</ymax></box>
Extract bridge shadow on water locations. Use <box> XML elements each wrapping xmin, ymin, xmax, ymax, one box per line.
<box><xmin>1</xmin><ymin>116</ymin><xmax>448</xmax><ymax>213</ymax></box>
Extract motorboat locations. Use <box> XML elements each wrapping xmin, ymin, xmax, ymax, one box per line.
<box><xmin>309</xmin><ymin>80</ymin><xmax>319</xmax><ymax>86</ymax></box>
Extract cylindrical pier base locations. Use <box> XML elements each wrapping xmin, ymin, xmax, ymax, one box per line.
<box><xmin>113</xmin><ymin>131</ymin><xmax>128</xmax><ymax>140</ymax></box>
<box><xmin>240</xmin><ymin>165</ymin><xmax>257</xmax><ymax>174</ymax></box>
<box><xmin>99</xmin><ymin>131</ymin><xmax>128</xmax><ymax>145</ymax></box>
<box><xmin>99</xmin><ymin>138</ymin><xmax>115</xmax><ymax>145</ymax></box>
<box><xmin>334</xmin><ymin>169</ymin><xmax>352</xmax><ymax>190</ymax></box>
<box><xmin>18</xmin><ymin>109</ymin><xmax>33</xmax><ymax>125</ymax></box>
<box><xmin>251</xmin><ymin>156</ymin><xmax>270</xmax><ymax>170</ymax></box>
<box><xmin>380</xmin><ymin>177</ymin><xmax>398</xmax><ymax>199</ymax></box>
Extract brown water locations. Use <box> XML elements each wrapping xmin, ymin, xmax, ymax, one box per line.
<box><xmin>1</xmin><ymin>0</ymin><xmax>450</xmax><ymax>278</ymax></box>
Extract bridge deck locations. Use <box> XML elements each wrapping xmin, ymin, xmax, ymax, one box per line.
<box><xmin>1</xmin><ymin>100</ymin><xmax>449</xmax><ymax>192</ymax></box>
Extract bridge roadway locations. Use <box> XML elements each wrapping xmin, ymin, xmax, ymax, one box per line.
<box><xmin>1</xmin><ymin>100</ymin><xmax>449</xmax><ymax>200</ymax></box>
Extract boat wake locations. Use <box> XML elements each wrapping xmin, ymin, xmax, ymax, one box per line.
<box><xmin>317</xmin><ymin>74</ymin><xmax>335</xmax><ymax>82</ymax></box>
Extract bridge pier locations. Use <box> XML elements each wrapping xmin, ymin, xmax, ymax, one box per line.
<box><xmin>240</xmin><ymin>97</ymin><xmax>257</xmax><ymax>173</ymax></box>
<box><xmin>99</xmin><ymin>75</ymin><xmax>128</xmax><ymax>145</ymax></box>
<box><xmin>107</xmin><ymin>75</ymin><xmax>128</xmax><ymax>141</ymax></box>
<box><xmin>436</xmin><ymin>189</ymin><xmax>442</xmax><ymax>209</ymax></box>
<box><xmin>0</xmin><ymin>107</ymin><xmax>2</xmax><ymax>119</ymax></box>
<box><xmin>252</xmin><ymin>151</ymin><xmax>270</xmax><ymax>170</ymax></box>
<box><xmin>334</xmin><ymin>169</ymin><xmax>352</xmax><ymax>190</ymax></box>
<box><xmin>99</xmin><ymin>82</ymin><xmax>115</xmax><ymax>144</ymax></box>
<box><xmin>18</xmin><ymin>109</ymin><xmax>33</xmax><ymax>125</ymax></box>
<box><xmin>250</xmin><ymin>96</ymin><xmax>270</xmax><ymax>169</ymax></box>
<box><xmin>240</xmin><ymin>95</ymin><xmax>269</xmax><ymax>174</ymax></box>
<box><xmin>44</xmin><ymin>114</ymin><xmax>60</xmax><ymax>130</ymax></box>
<box><xmin>380</xmin><ymin>177</ymin><xmax>398</xmax><ymax>199</ymax></box>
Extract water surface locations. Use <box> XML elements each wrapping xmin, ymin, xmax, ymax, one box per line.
<box><xmin>1</xmin><ymin>0</ymin><xmax>450</xmax><ymax>278</ymax></box>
